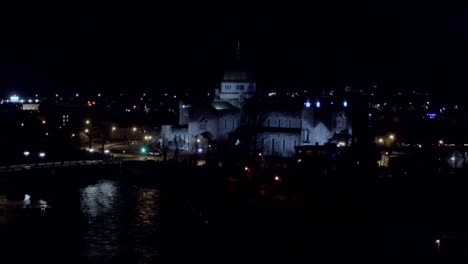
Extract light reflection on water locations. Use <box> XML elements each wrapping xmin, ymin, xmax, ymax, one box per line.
<box><xmin>131</xmin><ymin>187</ymin><xmax>160</xmax><ymax>261</ymax></box>
<box><xmin>79</xmin><ymin>180</ymin><xmax>161</xmax><ymax>261</ymax></box>
<box><xmin>0</xmin><ymin>176</ymin><xmax>162</xmax><ymax>262</ymax></box>
<box><xmin>80</xmin><ymin>180</ymin><xmax>123</xmax><ymax>258</ymax></box>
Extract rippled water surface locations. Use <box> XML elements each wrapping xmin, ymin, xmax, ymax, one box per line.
<box><xmin>0</xmin><ymin>171</ymin><xmax>162</xmax><ymax>263</ymax></box>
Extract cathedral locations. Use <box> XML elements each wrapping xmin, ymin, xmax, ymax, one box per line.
<box><xmin>159</xmin><ymin>46</ymin><xmax>353</xmax><ymax>157</ymax></box>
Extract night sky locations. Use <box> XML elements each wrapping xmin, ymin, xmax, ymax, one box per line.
<box><xmin>1</xmin><ymin>4</ymin><xmax>468</xmax><ymax>99</ymax></box>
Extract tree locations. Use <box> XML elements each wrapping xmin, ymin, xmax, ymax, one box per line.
<box><xmin>83</xmin><ymin>123</ymin><xmax>111</xmax><ymax>155</ymax></box>
<box><xmin>153</xmin><ymin>136</ymin><xmax>186</xmax><ymax>162</ymax></box>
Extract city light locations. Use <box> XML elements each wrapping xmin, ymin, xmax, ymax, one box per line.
<box><xmin>140</xmin><ymin>147</ymin><xmax>147</xmax><ymax>153</ymax></box>
<box><xmin>274</xmin><ymin>176</ymin><xmax>280</xmax><ymax>182</ymax></box>
<box><xmin>42</xmin><ymin>120</ymin><xmax>46</xmax><ymax>124</ymax></box>
<box><xmin>112</xmin><ymin>126</ymin><xmax>116</xmax><ymax>131</ymax></box>
<box><xmin>84</xmin><ymin>129</ymin><xmax>89</xmax><ymax>133</ymax></box>
<box><xmin>438</xmin><ymin>140</ymin><xmax>444</xmax><ymax>145</ymax></box>
<box><xmin>197</xmin><ymin>148</ymin><xmax>203</xmax><ymax>153</ymax></box>
<box><xmin>38</xmin><ymin>152</ymin><xmax>46</xmax><ymax>158</ymax></box>
<box><xmin>10</xmin><ymin>95</ymin><xmax>19</xmax><ymax>103</ymax></box>
<box><xmin>89</xmin><ymin>148</ymin><xmax>95</xmax><ymax>153</ymax></box>
<box><xmin>389</xmin><ymin>134</ymin><xmax>395</xmax><ymax>140</ymax></box>
<box><xmin>133</xmin><ymin>127</ymin><xmax>137</xmax><ymax>132</ymax></box>
<box><xmin>315</xmin><ymin>101</ymin><xmax>321</xmax><ymax>108</ymax></box>
<box><xmin>85</xmin><ymin>120</ymin><xmax>90</xmax><ymax>125</ymax></box>
<box><xmin>378</xmin><ymin>138</ymin><xmax>384</xmax><ymax>144</ymax></box>
<box><xmin>244</xmin><ymin>166</ymin><xmax>249</xmax><ymax>171</ymax></box>
<box><xmin>196</xmin><ymin>138</ymin><xmax>201</xmax><ymax>143</ymax></box>
<box><xmin>71</xmin><ymin>134</ymin><xmax>75</xmax><ymax>137</ymax></box>
<box><xmin>343</xmin><ymin>100</ymin><xmax>348</xmax><ymax>107</ymax></box>
<box><xmin>23</xmin><ymin>151</ymin><xmax>30</xmax><ymax>157</ymax></box>
<box><xmin>435</xmin><ymin>239</ymin><xmax>441</xmax><ymax>249</ymax></box>
<box><xmin>304</xmin><ymin>100</ymin><xmax>311</xmax><ymax>108</ymax></box>
<box><xmin>104</xmin><ymin>149</ymin><xmax>110</xmax><ymax>154</ymax></box>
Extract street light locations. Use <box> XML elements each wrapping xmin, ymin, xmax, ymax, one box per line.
<box><xmin>84</xmin><ymin>129</ymin><xmax>89</xmax><ymax>133</ymax></box>
<box><xmin>42</xmin><ymin>120</ymin><xmax>46</xmax><ymax>124</ymax></box>
<box><xmin>85</xmin><ymin>120</ymin><xmax>90</xmax><ymax>125</ymax></box>
<box><xmin>133</xmin><ymin>127</ymin><xmax>137</xmax><ymax>132</ymax></box>
<box><xmin>378</xmin><ymin>138</ymin><xmax>384</xmax><ymax>144</ymax></box>
<box><xmin>38</xmin><ymin>152</ymin><xmax>46</xmax><ymax>158</ymax></box>
<box><xmin>389</xmin><ymin>134</ymin><xmax>395</xmax><ymax>140</ymax></box>
<box><xmin>112</xmin><ymin>126</ymin><xmax>116</xmax><ymax>131</ymax></box>
<box><xmin>23</xmin><ymin>151</ymin><xmax>30</xmax><ymax>157</ymax></box>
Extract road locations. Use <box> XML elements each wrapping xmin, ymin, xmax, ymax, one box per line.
<box><xmin>83</xmin><ymin>141</ymin><xmax>161</xmax><ymax>161</ymax></box>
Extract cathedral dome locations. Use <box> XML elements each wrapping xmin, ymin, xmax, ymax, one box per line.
<box><xmin>223</xmin><ymin>68</ymin><xmax>255</xmax><ymax>82</ymax></box>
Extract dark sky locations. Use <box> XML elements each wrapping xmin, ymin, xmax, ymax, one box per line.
<box><xmin>1</xmin><ymin>4</ymin><xmax>468</xmax><ymax>98</ymax></box>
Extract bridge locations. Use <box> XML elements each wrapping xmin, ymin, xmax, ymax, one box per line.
<box><xmin>0</xmin><ymin>159</ymin><xmax>122</xmax><ymax>173</ymax></box>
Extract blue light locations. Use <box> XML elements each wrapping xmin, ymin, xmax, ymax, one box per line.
<box><xmin>343</xmin><ymin>100</ymin><xmax>348</xmax><ymax>107</ymax></box>
<box><xmin>315</xmin><ymin>101</ymin><xmax>321</xmax><ymax>108</ymax></box>
<box><xmin>304</xmin><ymin>101</ymin><xmax>311</xmax><ymax>108</ymax></box>
<box><xmin>426</xmin><ymin>113</ymin><xmax>437</xmax><ymax>119</ymax></box>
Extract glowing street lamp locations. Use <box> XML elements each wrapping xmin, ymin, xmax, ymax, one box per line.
<box><xmin>378</xmin><ymin>138</ymin><xmax>384</xmax><ymax>144</ymax></box>
<box><xmin>38</xmin><ymin>152</ymin><xmax>46</xmax><ymax>158</ymax></box>
<box><xmin>23</xmin><ymin>151</ymin><xmax>30</xmax><ymax>157</ymax></box>
<box><xmin>112</xmin><ymin>126</ymin><xmax>116</xmax><ymax>131</ymax></box>
<box><xmin>389</xmin><ymin>134</ymin><xmax>395</xmax><ymax>140</ymax></box>
<box><xmin>84</xmin><ymin>129</ymin><xmax>89</xmax><ymax>133</ymax></box>
<box><xmin>132</xmin><ymin>127</ymin><xmax>137</xmax><ymax>132</ymax></box>
<box><xmin>85</xmin><ymin>120</ymin><xmax>90</xmax><ymax>125</ymax></box>
<box><xmin>438</xmin><ymin>140</ymin><xmax>444</xmax><ymax>145</ymax></box>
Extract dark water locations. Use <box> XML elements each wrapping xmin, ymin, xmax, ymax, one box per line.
<box><xmin>0</xmin><ymin>169</ymin><xmax>161</xmax><ymax>263</ymax></box>
<box><xmin>2</xmin><ymin>165</ymin><xmax>468</xmax><ymax>261</ymax></box>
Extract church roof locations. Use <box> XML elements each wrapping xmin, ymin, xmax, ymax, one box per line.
<box><xmin>210</xmin><ymin>101</ymin><xmax>238</xmax><ymax>111</ymax></box>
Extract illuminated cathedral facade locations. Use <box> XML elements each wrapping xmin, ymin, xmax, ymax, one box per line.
<box><xmin>160</xmin><ymin>46</ymin><xmax>353</xmax><ymax>157</ymax></box>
